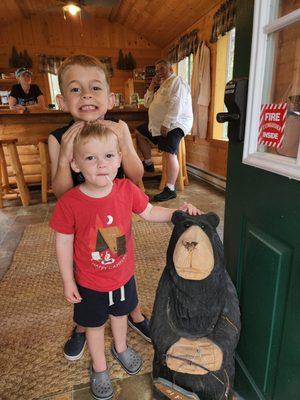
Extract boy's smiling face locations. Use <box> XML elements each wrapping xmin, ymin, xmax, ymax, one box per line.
<box><xmin>57</xmin><ymin>65</ymin><xmax>115</xmax><ymax>121</ymax></box>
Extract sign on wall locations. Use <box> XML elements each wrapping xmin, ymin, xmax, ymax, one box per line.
<box><xmin>258</xmin><ymin>103</ymin><xmax>287</xmax><ymax>148</ymax></box>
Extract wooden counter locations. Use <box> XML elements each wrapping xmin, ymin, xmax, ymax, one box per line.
<box><xmin>0</xmin><ymin>107</ymin><xmax>148</xmax><ymax>185</ymax></box>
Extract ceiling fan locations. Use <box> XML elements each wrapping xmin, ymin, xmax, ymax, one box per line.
<box><xmin>58</xmin><ymin>0</ymin><xmax>120</xmax><ymax>18</ymax></box>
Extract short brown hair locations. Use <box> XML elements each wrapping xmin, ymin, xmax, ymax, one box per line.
<box><xmin>74</xmin><ymin>122</ymin><xmax>119</xmax><ymax>153</ymax></box>
<box><xmin>58</xmin><ymin>54</ymin><xmax>109</xmax><ymax>92</ymax></box>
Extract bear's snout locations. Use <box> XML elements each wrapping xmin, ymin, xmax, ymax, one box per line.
<box><xmin>182</xmin><ymin>240</ymin><xmax>198</xmax><ymax>251</ymax></box>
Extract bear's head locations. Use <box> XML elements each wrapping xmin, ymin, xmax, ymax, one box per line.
<box><xmin>170</xmin><ymin>211</ymin><xmax>222</xmax><ymax>280</ymax></box>
<box><xmin>166</xmin><ymin>211</ymin><xmax>227</xmax><ymax>336</ymax></box>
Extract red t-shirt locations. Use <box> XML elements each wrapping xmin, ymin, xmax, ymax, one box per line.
<box><xmin>50</xmin><ymin>179</ymin><xmax>149</xmax><ymax>292</ymax></box>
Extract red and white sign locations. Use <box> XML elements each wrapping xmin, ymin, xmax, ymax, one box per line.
<box><xmin>258</xmin><ymin>103</ymin><xmax>287</xmax><ymax>148</ymax></box>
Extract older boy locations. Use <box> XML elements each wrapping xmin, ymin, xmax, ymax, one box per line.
<box><xmin>48</xmin><ymin>54</ymin><xmax>149</xmax><ymax>362</ymax></box>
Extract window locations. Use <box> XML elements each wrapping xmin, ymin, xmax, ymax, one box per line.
<box><xmin>213</xmin><ymin>28</ymin><xmax>236</xmax><ymax>140</ymax></box>
<box><xmin>48</xmin><ymin>73</ymin><xmax>60</xmax><ymax>107</ymax></box>
<box><xmin>176</xmin><ymin>54</ymin><xmax>193</xmax><ymax>85</ymax></box>
<box><xmin>243</xmin><ymin>1</ymin><xmax>300</xmax><ymax>180</ymax></box>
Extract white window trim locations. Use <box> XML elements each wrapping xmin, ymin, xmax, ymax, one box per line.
<box><xmin>243</xmin><ymin>1</ymin><xmax>300</xmax><ymax>180</ymax></box>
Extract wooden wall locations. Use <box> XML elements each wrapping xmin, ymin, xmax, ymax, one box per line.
<box><xmin>0</xmin><ymin>5</ymin><xmax>229</xmax><ymax>182</ymax></box>
<box><xmin>163</xmin><ymin>1</ymin><xmax>228</xmax><ymax>180</ymax></box>
<box><xmin>0</xmin><ymin>15</ymin><xmax>162</xmax><ymax>103</ymax></box>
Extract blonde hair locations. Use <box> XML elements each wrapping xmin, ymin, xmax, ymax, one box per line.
<box><xmin>58</xmin><ymin>54</ymin><xmax>109</xmax><ymax>92</ymax></box>
<box><xmin>74</xmin><ymin>122</ymin><xmax>119</xmax><ymax>152</ymax></box>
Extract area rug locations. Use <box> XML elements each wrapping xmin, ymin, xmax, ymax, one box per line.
<box><xmin>0</xmin><ymin>218</ymin><xmax>172</xmax><ymax>400</ymax></box>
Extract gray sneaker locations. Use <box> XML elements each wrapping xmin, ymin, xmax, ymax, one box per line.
<box><xmin>111</xmin><ymin>345</ymin><xmax>142</xmax><ymax>375</ymax></box>
<box><xmin>90</xmin><ymin>367</ymin><xmax>114</xmax><ymax>400</ymax></box>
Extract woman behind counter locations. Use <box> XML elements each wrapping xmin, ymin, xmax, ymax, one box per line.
<box><xmin>9</xmin><ymin>67</ymin><xmax>46</xmax><ymax>110</ymax></box>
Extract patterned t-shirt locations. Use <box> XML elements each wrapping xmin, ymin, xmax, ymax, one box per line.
<box><xmin>50</xmin><ymin>179</ymin><xmax>149</xmax><ymax>292</ymax></box>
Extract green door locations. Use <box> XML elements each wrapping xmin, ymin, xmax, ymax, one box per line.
<box><xmin>224</xmin><ymin>1</ymin><xmax>300</xmax><ymax>399</ymax></box>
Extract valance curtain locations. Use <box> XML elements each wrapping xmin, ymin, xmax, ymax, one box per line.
<box><xmin>38</xmin><ymin>54</ymin><xmax>64</xmax><ymax>75</ymax></box>
<box><xmin>38</xmin><ymin>54</ymin><xmax>113</xmax><ymax>77</ymax></box>
<box><xmin>168</xmin><ymin>29</ymin><xmax>199</xmax><ymax>64</ymax></box>
<box><xmin>210</xmin><ymin>0</ymin><xmax>236</xmax><ymax>43</ymax></box>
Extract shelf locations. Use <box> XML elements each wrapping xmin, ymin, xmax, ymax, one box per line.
<box><xmin>124</xmin><ymin>78</ymin><xmax>148</xmax><ymax>104</ymax></box>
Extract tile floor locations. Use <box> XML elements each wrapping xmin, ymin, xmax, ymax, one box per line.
<box><xmin>0</xmin><ymin>176</ymin><xmax>225</xmax><ymax>399</ymax></box>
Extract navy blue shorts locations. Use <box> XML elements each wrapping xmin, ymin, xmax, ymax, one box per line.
<box><xmin>73</xmin><ymin>276</ymin><xmax>138</xmax><ymax>327</ymax></box>
<box><xmin>136</xmin><ymin>123</ymin><xmax>184</xmax><ymax>155</ymax></box>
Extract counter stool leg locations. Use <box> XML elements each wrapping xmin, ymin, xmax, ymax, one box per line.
<box><xmin>7</xmin><ymin>143</ymin><xmax>30</xmax><ymax>206</ymax></box>
<box><xmin>0</xmin><ymin>143</ymin><xmax>10</xmax><ymax>194</ymax></box>
<box><xmin>38</xmin><ymin>141</ymin><xmax>49</xmax><ymax>203</ymax></box>
<box><xmin>0</xmin><ymin>165</ymin><xmax>3</xmax><ymax>208</ymax></box>
<box><xmin>177</xmin><ymin>140</ymin><xmax>185</xmax><ymax>191</ymax></box>
<box><xmin>181</xmin><ymin>139</ymin><xmax>189</xmax><ymax>186</ymax></box>
<box><xmin>138</xmin><ymin>179</ymin><xmax>145</xmax><ymax>192</ymax></box>
<box><xmin>159</xmin><ymin>152</ymin><xmax>167</xmax><ymax>191</ymax></box>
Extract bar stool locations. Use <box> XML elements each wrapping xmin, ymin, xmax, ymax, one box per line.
<box><xmin>37</xmin><ymin>138</ymin><xmax>52</xmax><ymax>203</ymax></box>
<box><xmin>159</xmin><ymin>137</ymin><xmax>189</xmax><ymax>191</ymax></box>
<box><xmin>0</xmin><ymin>139</ymin><xmax>30</xmax><ymax>207</ymax></box>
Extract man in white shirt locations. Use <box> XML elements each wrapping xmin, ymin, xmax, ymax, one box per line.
<box><xmin>135</xmin><ymin>59</ymin><xmax>193</xmax><ymax>202</ymax></box>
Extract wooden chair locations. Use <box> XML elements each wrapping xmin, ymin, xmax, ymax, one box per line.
<box><xmin>0</xmin><ymin>139</ymin><xmax>30</xmax><ymax>207</ymax></box>
<box><xmin>159</xmin><ymin>137</ymin><xmax>189</xmax><ymax>191</ymax></box>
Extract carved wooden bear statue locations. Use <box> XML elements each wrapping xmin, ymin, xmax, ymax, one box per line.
<box><xmin>151</xmin><ymin>211</ymin><xmax>241</xmax><ymax>400</ymax></box>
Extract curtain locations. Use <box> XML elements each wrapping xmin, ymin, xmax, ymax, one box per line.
<box><xmin>38</xmin><ymin>54</ymin><xmax>64</xmax><ymax>75</ymax></box>
<box><xmin>210</xmin><ymin>0</ymin><xmax>236</xmax><ymax>43</ymax></box>
<box><xmin>38</xmin><ymin>55</ymin><xmax>113</xmax><ymax>77</ymax></box>
<box><xmin>190</xmin><ymin>42</ymin><xmax>211</xmax><ymax>138</ymax></box>
<box><xmin>168</xmin><ymin>30</ymin><xmax>199</xmax><ymax>64</ymax></box>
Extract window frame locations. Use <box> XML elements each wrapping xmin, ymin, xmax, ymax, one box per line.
<box><xmin>242</xmin><ymin>1</ymin><xmax>300</xmax><ymax>180</ymax></box>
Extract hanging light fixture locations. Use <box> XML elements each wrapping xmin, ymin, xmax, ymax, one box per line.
<box><xmin>62</xmin><ymin>2</ymin><xmax>81</xmax><ymax>17</ymax></box>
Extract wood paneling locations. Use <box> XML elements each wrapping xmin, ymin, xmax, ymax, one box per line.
<box><xmin>0</xmin><ymin>0</ymin><xmax>221</xmax><ymax>48</ymax></box>
<box><xmin>0</xmin><ymin>15</ymin><xmax>161</xmax><ymax>103</ymax></box>
<box><xmin>0</xmin><ymin>0</ymin><xmax>229</xmax><ymax>180</ymax></box>
<box><xmin>114</xmin><ymin>0</ymin><xmax>221</xmax><ymax>47</ymax></box>
<box><xmin>163</xmin><ymin>0</ymin><xmax>228</xmax><ymax>179</ymax></box>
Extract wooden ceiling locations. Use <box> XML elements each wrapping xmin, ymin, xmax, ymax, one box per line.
<box><xmin>0</xmin><ymin>0</ymin><xmax>220</xmax><ymax>47</ymax></box>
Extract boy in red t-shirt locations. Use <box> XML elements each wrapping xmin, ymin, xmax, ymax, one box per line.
<box><xmin>50</xmin><ymin>122</ymin><xmax>201</xmax><ymax>400</ymax></box>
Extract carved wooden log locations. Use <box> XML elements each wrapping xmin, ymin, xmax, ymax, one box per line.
<box><xmin>150</xmin><ymin>211</ymin><xmax>241</xmax><ymax>400</ymax></box>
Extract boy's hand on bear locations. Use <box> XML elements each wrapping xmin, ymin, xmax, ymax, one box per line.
<box><xmin>63</xmin><ymin>280</ymin><xmax>82</xmax><ymax>304</ymax></box>
<box><xmin>178</xmin><ymin>202</ymin><xmax>203</xmax><ymax>216</ymax></box>
<box><xmin>60</xmin><ymin>121</ymin><xmax>85</xmax><ymax>165</ymax></box>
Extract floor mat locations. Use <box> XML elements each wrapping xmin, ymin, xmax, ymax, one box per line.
<box><xmin>0</xmin><ymin>217</ymin><xmax>171</xmax><ymax>400</ymax></box>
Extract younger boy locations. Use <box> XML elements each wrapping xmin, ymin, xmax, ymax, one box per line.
<box><xmin>50</xmin><ymin>122</ymin><xmax>200</xmax><ymax>400</ymax></box>
<box><xmin>48</xmin><ymin>54</ymin><xmax>148</xmax><ymax>361</ymax></box>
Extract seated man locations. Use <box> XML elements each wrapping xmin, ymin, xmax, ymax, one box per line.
<box><xmin>135</xmin><ymin>59</ymin><xmax>193</xmax><ymax>202</ymax></box>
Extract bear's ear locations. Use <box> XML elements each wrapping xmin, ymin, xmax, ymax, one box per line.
<box><xmin>171</xmin><ymin>210</ymin><xmax>187</xmax><ymax>225</ymax></box>
<box><xmin>206</xmin><ymin>212</ymin><xmax>220</xmax><ymax>228</ymax></box>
